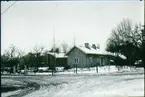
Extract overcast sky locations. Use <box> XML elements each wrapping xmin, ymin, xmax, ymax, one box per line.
<box><xmin>1</xmin><ymin>1</ymin><xmax>144</xmax><ymax>53</ymax></box>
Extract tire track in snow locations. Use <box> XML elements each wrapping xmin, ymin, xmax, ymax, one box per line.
<box><xmin>1</xmin><ymin>73</ymin><xmax>144</xmax><ymax>97</ymax></box>
<box><xmin>3</xmin><ymin>81</ymin><xmax>40</xmax><ymax>97</ymax></box>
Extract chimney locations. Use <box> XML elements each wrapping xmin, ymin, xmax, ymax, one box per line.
<box><xmin>96</xmin><ymin>44</ymin><xmax>100</xmax><ymax>49</ymax></box>
<box><xmin>85</xmin><ymin>43</ymin><xmax>90</xmax><ymax>49</ymax></box>
<box><xmin>92</xmin><ymin>44</ymin><xmax>96</xmax><ymax>49</ymax></box>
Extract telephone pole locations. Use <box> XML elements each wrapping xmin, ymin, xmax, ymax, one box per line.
<box><xmin>52</xmin><ymin>28</ymin><xmax>56</xmax><ymax>75</ymax></box>
<box><xmin>73</xmin><ymin>32</ymin><xmax>76</xmax><ymax>46</ymax></box>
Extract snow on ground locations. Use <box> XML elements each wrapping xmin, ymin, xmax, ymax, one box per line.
<box><xmin>29</xmin><ymin>66</ymin><xmax>144</xmax><ymax>75</ymax></box>
<box><xmin>1</xmin><ymin>66</ymin><xmax>144</xmax><ymax>97</ymax></box>
<box><xmin>2</xmin><ymin>90</ymin><xmax>22</xmax><ymax>97</ymax></box>
<box><xmin>23</xmin><ymin>73</ymin><xmax>144</xmax><ymax>97</ymax></box>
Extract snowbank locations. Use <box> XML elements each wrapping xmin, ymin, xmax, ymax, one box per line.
<box><xmin>24</xmin><ymin>66</ymin><xmax>144</xmax><ymax>76</ymax></box>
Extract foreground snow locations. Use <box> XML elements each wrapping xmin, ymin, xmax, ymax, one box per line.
<box><xmin>1</xmin><ymin>68</ymin><xmax>144</xmax><ymax>97</ymax></box>
<box><xmin>25</xmin><ymin>74</ymin><xmax>143</xmax><ymax>97</ymax></box>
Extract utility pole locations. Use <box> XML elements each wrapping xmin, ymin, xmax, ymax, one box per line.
<box><xmin>73</xmin><ymin>32</ymin><xmax>76</xmax><ymax>46</ymax></box>
<box><xmin>96</xmin><ymin>65</ymin><xmax>98</xmax><ymax>73</ymax></box>
<box><xmin>51</xmin><ymin>4</ymin><xmax>59</xmax><ymax>75</ymax></box>
<box><xmin>74</xmin><ymin>57</ymin><xmax>78</xmax><ymax>74</ymax></box>
<box><xmin>52</xmin><ymin>28</ymin><xmax>56</xmax><ymax>75</ymax></box>
<box><xmin>75</xmin><ymin>63</ymin><xmax>78</xmax><ymax>74</ymax></box>
<box><xmin>73</xmin><ymin>32</ymin><xmax>77</xmax><ymax>74</ymax></box>
<box><xmin>76</xmin><ymin>63</ymin><xmax>78</xmax><ymax>74</ymax></box>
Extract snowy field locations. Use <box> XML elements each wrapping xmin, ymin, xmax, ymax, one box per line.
<box><xmin>1</xmin><ymin>66</ymin><xmax>144</xmax><ymax>97</ymax></box>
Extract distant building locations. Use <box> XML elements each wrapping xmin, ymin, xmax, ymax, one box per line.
<box><xmin>48</xmin><ymin>52</ymin><xmax>67</xmax><ymax>67</ymax></box>
<box><xmin>66</xmin><ymin>43</ymin><xmax>125</xmax><ymax>68</ymax></box>
<box><xmin>40</xmin><ymin>52</ymin><xmax>67</xmax><ymax>68</ymax></box>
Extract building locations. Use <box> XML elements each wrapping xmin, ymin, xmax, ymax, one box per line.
<box><xmin>66</xmin><ymin>43</ymin><xmax>125</xmax><ymax>68</ymax></box>
<box><xmin>47</xmin><ymin>52</ymin><xmax>67</xmax><ymax>67</ymax></box>
<box><xmin>40</xmin><ymin>52</ymin><xmax>67</xmax><ymax>68</ymax></box>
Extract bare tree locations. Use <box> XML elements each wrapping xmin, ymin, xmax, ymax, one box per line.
<box><xmin>32</xmin><ymin>45</ymin><xmax>44</xmax><ymax>54</ymax></box>
<box><xmin>61</xmin><ymin>42</ymin><xmax>68</xmax><ymax>53</ymax></box>
<box><xmin>4</xmin><ymin>44</ymin><xmax>17</xmax><ymax>58</ymax></box>
<box><xmin>32</xmin><ymin>45</ymin><xmax>45</xmax><ymax>72</ymax></box>
<box><xmin>17</xmin><ymin>49</ymin><xmax>25</xmax><ymax>58</ymax></box>
<box><xmin>4</xmin><ymin>44</ymin><xmax>19</xmax><ymax>73</ymax></box>
<box><xmin>106</xmin><ymin>18</ymin><xmax>142</xmax><ymax>68</ymax></box>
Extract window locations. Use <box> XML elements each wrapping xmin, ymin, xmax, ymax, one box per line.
<box><xmin>90</xmin><ymin>57</ymin><xmax>93</xmax><ymax>63</ymax></box>
<box><xmin>74</xmin><ymin>58</ymin><xmax>79</xmax><ymax>64</ymax></box>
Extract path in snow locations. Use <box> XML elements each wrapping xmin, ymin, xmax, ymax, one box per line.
<box><xmin>1</xmin><ymin>72</ymin><xmax>144</xmax><ymax>97</ymax></box>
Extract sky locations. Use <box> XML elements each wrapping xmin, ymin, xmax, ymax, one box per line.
<box><xmin>1</xmin><ymin>1</ymin><xmax>144</xmax><ymax>53</ymax></box>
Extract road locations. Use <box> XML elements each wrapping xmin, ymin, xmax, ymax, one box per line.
<box><xmin>1</xmin><ymin>72</ymin><xmax>144</xmax><ymax>97</ymax></box>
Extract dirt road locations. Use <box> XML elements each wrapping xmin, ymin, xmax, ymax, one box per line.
<box><xmin>1</xmin><ymin>72</ymin><xmax>144</xmax><ymax>97</ymax></box>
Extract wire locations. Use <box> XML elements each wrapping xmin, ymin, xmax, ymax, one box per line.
<box><xmin>1</xmin><ymin>1</ymin><xmax>17</xmax><ymax>15</ymax></box>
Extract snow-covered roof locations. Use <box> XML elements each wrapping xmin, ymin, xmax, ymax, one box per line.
<box><xmin>66</xmin><ymin>45</ymin><xmax>126</xmax><ymax>59</ymax></box>
<box><xmin>75</xmin><ymin>45</ymin><xmax>114</xmax><ymax>56</ymax></box>
<box><xmin>47</xmin><ymin>52</ymin><xmax>67</xmax><ymax>58</ymax></box>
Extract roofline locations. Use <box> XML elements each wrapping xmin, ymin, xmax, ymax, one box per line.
<box><xmin>75</xmin><ymin>46</ymin><xmax>88</xmax><ymax>54</ymax></box>
<box><xmin>65</xmin><ymin>46</ymin><xmax>87</xmax><ymax>56</ymax></box>
<box><xmin>65</xmin><ymin>46</ymin><xmax>127</xmax><ymax>59</ymax></box>
<box><xmin>65</xmin><ymin>46</ymin><xmax>75</xmax><ymax>55</ymax></box>
<box><xmin>66</xmin><ymin>46</ymin><xmax>115</xmax><ymax>56</ymax></box>
<box><xmin>42</xmin><ymin>52</ymin><xmax>67</xmax><ymax>58</ymax></box>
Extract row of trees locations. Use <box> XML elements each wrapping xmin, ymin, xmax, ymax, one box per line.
<box><xmin>1</xmin><ymin>42</ymin><xmax>69</xmax><ymax>74</ymax></box>
<box><xmin>1</xmin><ymin>18</ymin><xmax>144</xmax><ymax>75</ymax></box>
<box><xmin>106</xmin><ymin>18</ymin><xmax>144</xmax><ymax>67</ymax></box>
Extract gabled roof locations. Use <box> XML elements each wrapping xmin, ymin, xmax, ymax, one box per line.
<box><xmin>66</xmin><ymin>45</ymin><xmax>126</xmax><ymax>59</ymax></box>
<box><xmin>66</xmin><ymin>45</ymin><xmax>112</xmax><ymax>55</ymax></box>
<box><xmin>76</xmin><ymin>46</ymin><xmax>113</xmax><ymax>55</ymax></box>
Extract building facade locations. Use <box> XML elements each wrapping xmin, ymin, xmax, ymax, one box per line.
<box><xmin>66</xmin><ymin>43</ymin><xmax>115</xmax><ymax>68</ymax></box>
